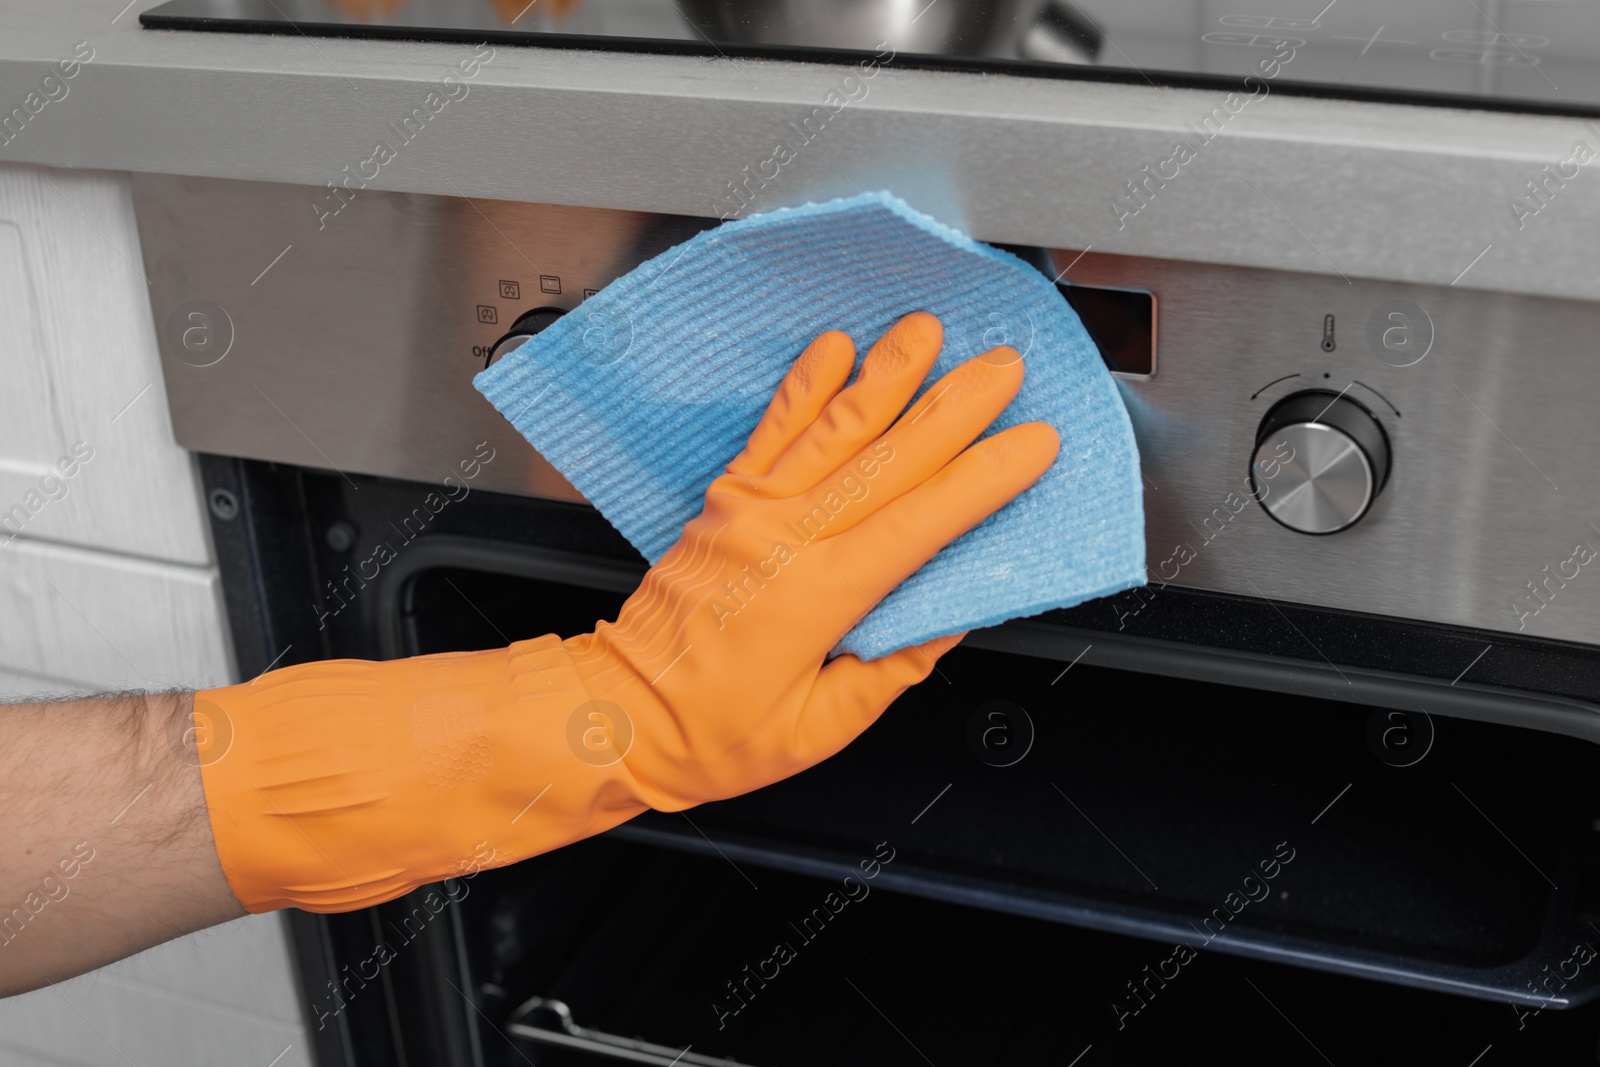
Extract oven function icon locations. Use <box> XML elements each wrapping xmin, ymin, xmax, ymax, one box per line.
<box><xmin>499</xmin><ymin>280</ymin><xmax>521</xmax><ymax>301</ymax></box>
<box><xmin>476</xmin><ymin>305</ymin><xmax>498</xmax><ymax>325</ymax></box>
<box><xmin>540</xmin><ymin>275</ymin><xmax>562</xmax><ymax>295</ymax></box>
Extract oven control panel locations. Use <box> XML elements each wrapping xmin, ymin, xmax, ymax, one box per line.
<box><xmin>132</xmin><ymin>174</ymin><xmax>1600</xmax><ymax>648</ymax></box>
<box><xmin>1054</xmin><ymin>244</ymin><xmax>1600</xmax><ymax>646</ymax></box>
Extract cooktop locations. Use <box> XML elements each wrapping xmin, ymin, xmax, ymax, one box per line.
<box><xmin>142</xmin><ymin>0</ymin><xmax>1600</xmax><ymax>117</ymax></box>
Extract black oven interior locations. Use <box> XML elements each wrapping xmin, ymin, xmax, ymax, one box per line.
<box><xmin>204</xmin><ymin>459</ymin><xmax>1600</xmax><ymax>1065</ymax></box>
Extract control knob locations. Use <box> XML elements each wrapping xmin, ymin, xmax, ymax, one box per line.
<box><xmin>1251</xmin><ymin>390</ymin><xmax>1390</xmax><ymax>535</ymax></box>
<box><xmin>485</xmin><ymin>307</ymin><xmax>565</xmax><ymax>368</ymax></box>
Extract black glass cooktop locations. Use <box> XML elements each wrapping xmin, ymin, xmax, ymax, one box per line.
<box><xmin>143</xmin><ymin>0</ymin><xmax>1600</xmax><ymax>117</ymax></box>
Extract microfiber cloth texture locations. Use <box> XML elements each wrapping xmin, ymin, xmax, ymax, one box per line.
<box><xmin>475</xmin><ymin>190</ymin><xmax>1145</xmax><ymax>661</ymax></box>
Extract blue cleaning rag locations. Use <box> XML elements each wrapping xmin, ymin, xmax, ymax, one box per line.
<box><xmin>475</xmin><ymin>191</ymin><xmax>1145</xmax><ymax>660</ymax></box>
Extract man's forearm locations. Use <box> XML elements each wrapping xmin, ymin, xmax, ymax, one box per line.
<box><xmin>0</xmin><ymin>691</ymin><xmax>242</xmax><ymax>996</ymax></box>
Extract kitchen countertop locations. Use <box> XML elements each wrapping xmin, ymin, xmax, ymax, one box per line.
<box><xmin>3</xmin><ymin>1</ymin><xmax>1599</xmax><ymax>302</ymax></box>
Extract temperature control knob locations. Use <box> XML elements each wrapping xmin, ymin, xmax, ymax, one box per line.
<box><xmin>1251</xmin><ymin>390</ymin><xmax>1390</xmax><ymax>535</ymax></box>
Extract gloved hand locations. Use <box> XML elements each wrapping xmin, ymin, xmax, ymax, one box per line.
<box><xmin>195</xmin><ymin>312</ymin><xmax>1059</xmax><ymax>913</ymax></box>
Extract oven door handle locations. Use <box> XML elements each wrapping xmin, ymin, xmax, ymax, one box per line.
<box><xmin>506</xmin><ymin>996</ymin><xmax>764</xmax><ymax>1066</ymax></box>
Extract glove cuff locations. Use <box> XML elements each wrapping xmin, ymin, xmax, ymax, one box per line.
<box><xmin>195</xmin><ymin>638</ymin><xmax>648</xmax><ymax>913</ymax></box>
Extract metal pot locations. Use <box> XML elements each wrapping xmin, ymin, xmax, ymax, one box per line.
<box><xmin>676</xmin><ymin>0</ymin><xmax>1100</xmax><ymax>61</ymax></box>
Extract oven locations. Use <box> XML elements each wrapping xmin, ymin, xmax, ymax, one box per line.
<box><xmin>121</xmin><ymin>4</ymin><xmax>1600</xmax><ymax>1061</ymax></box>
<box><xmin>128</xmin><ymin>167</ymin><xmax>1600</xmax><ymax>1063</ymax></box>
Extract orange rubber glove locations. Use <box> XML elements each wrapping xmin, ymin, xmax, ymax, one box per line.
<box><xmin>195</xmin><ymin>312</ymin><xmax>1060</xmax><ymax>913</ymax></box>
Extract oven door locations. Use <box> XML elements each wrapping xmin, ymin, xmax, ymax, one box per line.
<box><xmin>203</xmin><ymin>458</ymin><xmax>1600</xmax><ymax>1067</ymax></box>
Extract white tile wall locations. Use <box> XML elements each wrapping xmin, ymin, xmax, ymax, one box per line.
<box><xmin>0</xmin><ymin>918</ymin><xmax>312</xmax><ymax>1067</ymax></box>
<box><xmin>0</xmin><ymin>162</ymin><xmax>313</xmax><ymax>1066</ymax></box>
<box><xmin>0</xmin><ymin>665</ymin><xmax>84</xmax><ymax>703</ymax></box>
<box><xmin>0</xmin><ymin>536</ymin><xmax>232</xmax><ymax>692</ymax></box>
<box><xmin>0</xmin><ymin>165</ymin><xmax>212</xmax><ymax>564</ymax></box>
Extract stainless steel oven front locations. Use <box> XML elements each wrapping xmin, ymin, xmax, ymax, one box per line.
<box><xmin>134</xmin><ymin>173</ymin><xmax>1600</xmax><ymax>1065</ymax></box>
